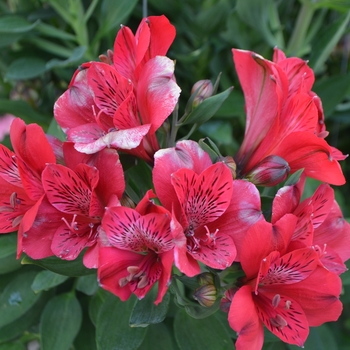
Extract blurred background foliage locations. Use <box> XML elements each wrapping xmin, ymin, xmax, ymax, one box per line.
<box><xmin>0</xmin><ymin>0</ymin><xmax>350</xmax><ymax>349</ymax></box>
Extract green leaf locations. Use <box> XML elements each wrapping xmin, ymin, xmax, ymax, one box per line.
<box><xmin>88</xmin><ymin>288</ymin><xmax>110</xmax><ymax>326</ymax></box>
<box><xmin>40</xmin><ymin>293</ymin><xmax>82</xmax><ymax>350</ymax></box>
<box><xmin>139</xmin><ymin>323</ymin><xmax>177</xmax><ymax>350</ymax></box>
<box><xmin>174</xmin><ymin>309</ymin><xmax>234</xmax><ymax>350</ymax></box>
<box><xmin>0</xmin><ymin>232</ymin><xmax>17</xmax><ymax>259</ymax></box>
<box><xmin>180</xmin><ymin>87</ymin><xmax>233</xmax><ymax>126</ymax></box>
<box><xmin>0</xmin><ymin>16</ymin><xmax>39</xmax><ymax>33</ymax></box>
<box><xmin>46</xmin><ymin>46</ymin><xmax>86</xmax><ymax>69</ymax></box>
<box><xmin>31</xmin><ymin>270</ymin><xmax>69</xmax><ymax>293</ymax></box>
<box><xmin>129</xmin><ymin>288</ymin><xmax>170</xmax><ymax>327</ymax></box>
<box><xmin>0</xmin><ymin>253</ymin><xmax>22</xmax><ymax>275</ymax></box>
<box><xmin>0</xmin><ymin>99</ymin><xmax>50</xmax><ymax>125</ymax></box>
<box><xmin>35</xmin><ymin>22</ymin><xmax>76</xmax><ymax>41</ymax></box>
<box><xmin>0</xmin><ymin>290</ymin><xmax>51</xmax><ymax>343</ymax></box>
<box><xmin>76</xmin><ymin>274</ymin><xmax>99</xmax><ymax>295</ymax></box>
<box><xmin>47</xmin><ymin>118</ymin><xmax>66</xmax><ymax>141</ymax></box>
<box><xmin>94</xmin><ymin>0</ymin><xmax>138</xmax><ymax>42</ymax></box>
<box><xmin>308</xmin><ymin>11</ymin><xmax>350</xmax><ymax>74</ymax></box>
<box><xmin>313</xmin><ymin>73</ymin><xmax>350</xmax><ymax>117</ymax></box>
<box><xmin>5</xmin><ymin>57</ymin><xmax>47</xmax><ymax>80</ymax></box>
<box><xmin>284</xmin><ymin>169</ymin><xmax>304</xmax><ymax>186</ymax></box>
<box><xmin>96</xmin><ymin>294</ymin><xmax>147</xmax><ymax>350</ymax></box>
<box><xmin>0</xmin><ymin>270</ymin><xmax>41</xmax><ymax>328</ymax></box>
<box><xmin>21</xmin><ymin>254</ymin><xmax>95</xmax><ymax>277</ymax></box>
<box><xmin>301</xmin><ymin>0</ymin><xmax>350</xmax><ymax>13</ymax></box>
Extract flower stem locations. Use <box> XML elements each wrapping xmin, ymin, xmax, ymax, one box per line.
<box><xmin>286</xmin><ymin>2</ymin><xmax>315</xmax><ymax>56</ymax></box>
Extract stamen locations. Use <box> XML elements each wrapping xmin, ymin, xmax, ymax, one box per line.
<box><xmin>284</xmin><ymin>300</ymin><xmax>292</xmax><ymax>309</ymax></box>
<box><xmin>10</xmin><ymin>192</ymin><xmax>20</xmax><ymax>208</ymax></box>
<box><xmin>61</xmin><ymin>214</ymin><xmax>79</xmax><ymax>232</ymax></box>
<box><xmin>137</xmin><ymin>275</ymin><xmax>149</xmax><ymax>289</ymax></box>
<box><xmin>203</xmin><ymin>225</ymin><xmax>219</xmax><ymax>247</ymax></box>
<box><xmin>270</xmin><ymin>314</ymin><xmax>288</xmax><ymax>329</ymax></box>
<box><xmin>272</xmin><ymin>294</ymin><xmax>281</xmax><ymax>308</ymax></box>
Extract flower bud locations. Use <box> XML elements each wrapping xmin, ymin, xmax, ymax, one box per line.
<box><xmin>193</xmin><ymin>284</ymin><xmax>217</xmax><ymax>307</ymax></box>
<box><xmin>197</xmin><ymin>272</ymin><xmax>215</xmax><ymax>286</ymax></box>
<box><xmin>191</xmin><ymin>80</ymin><xmax>213</xmax><ymax>107</ymax></box>
<box><xmin>218</xmin><ymin>156</ymin><xmax>237</xmax><ymax>179</ymax></box>
<box><xmin>220</xmin><ymin>287</ymin><xmax>239</xmax><ymax>313</ymax></box>
<box><xmin>246</xmin><ymin>155</ymin><xmax>290</xmax><ymax>187</ymax></box>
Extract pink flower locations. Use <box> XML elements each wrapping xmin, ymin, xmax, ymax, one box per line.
<box><xmin>232</xmin><ymin>49</ymin><xmax>346</xmax><ymax>186</ymax></box>
<box><xmin>228</xmin><ymin>217</ymin><xmax>342</xmax><ymax>349</ymax></box>
<box><xmin>153</xmin><ymin>140</ymin><xmax>263</xmax><ymax>275</ymax></box>
<box><xmin>99</xmin><ymin>190</ymin><xmax>183</xmax><ymax>304</ymax></box>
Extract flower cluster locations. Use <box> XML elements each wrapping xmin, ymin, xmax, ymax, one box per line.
<box><xmin>0</xmin><ymin>15</ymin><xmax>349</xmax><ymax>350</ymax></box>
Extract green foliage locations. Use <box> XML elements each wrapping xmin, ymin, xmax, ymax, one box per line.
<box><xmin>0</xmin><ymin>0</ymin><xmax>350</xmax><ymax>349</ymax></box>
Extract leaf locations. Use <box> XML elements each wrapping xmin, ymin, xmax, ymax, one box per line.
<box><xmin>35</xmin><ymin>22</ymin><xmax>76</xmax><ymax>41</ymax></box>
<box><xmin>96</xmin><ymin>294</ymin><xmax>147</xmax><ymax>350</ymax></box>
<box><xmin>308</xmin><ymin>11</ymin><xmax>350</xmax><ymax>74</ymax></box>
<box><xmin>139</xmin><ymin>323</ymin><xmax>177</xmax><ymax>350</ymax></box>
<box><xmin>0</xmin><ymin>232</ymin><xmax>17</xmax><ymax>258</ymax></box>
<box><xmin>40</xmin><ymin>293</ymin><xmax>82</xmax><ymax>350</ymax></box>
<box><xmin>0</xmin><ymin>290</ymin><xmax>51</xmax><ymax>343</ymax></box>
<box><xmin>21</xmin><ymin>254</ymin><xmax>96</xmax><ymax>277</ymax></box>
<box><xmin>5</xmin><ymin>57</ymin><xmax>47</xmax><ymax>81</ymax></box>
<box><xmin>76</xmin><ymin>274</ymin><xmax>99</xmax><ymax>295</ymax></box>
<box><xmin>0</xmin><ymin>253</ymin><xmax>22</xmax><ymax>275</ymax></box>
<box><xmin>129</xmin><ymin>288</ymin><xmax>170</xmax><ymax>327</ymax></box>
<box><xmin>313</xmin><ymin>73</ymin><xmax>350</xmax><ymax>117</ymax></box>
<box><xmin>0</xmin><ymin>16</ymin><xmax>39</xmax><ymax>33</ymax></box>
<box><xmin>31</xmin><ymin>270</ymin><xmax>69</xmax><ymax>293</ymax></box>
<box><xmin>47</xmin><ymin>118</ymin><xmax>66</xmax><ymax>141</ymax></box>
<box><xmin>0</xmin><ymin>270</ymin><xmax>41</xmax><ymax>328</ymax></box>
<box><xmin>174</xmin><ymin>309</ymin><xmax>234</xmax><ymax>350</ymax></box>
<box><xmin>284</xmin><ymin>169</ymin><xmax>304</xmax><ymax>186</ymax></box>
<box><xmin>0</xmin><ymin>99</ymin><xmax>50</xmax><ymax>125</ymax></box>
<box><xmin>180</xmin><ymin>87</ymin><xmax>233</xmax><ymax>126</ymax></box>
<box><xmin>88</xmin><ymin>289</ymin><xmax>111</xmax><ymax>326</ymax></box>
<box><xmin>46</xmin><ymin>46</ymin><xmax>87</xmax><ymax>69</ymax></box>
<box><xmin>95</xmin><ymin>0</ymin><xmax>138</xmax><ymax>41</ymax></box>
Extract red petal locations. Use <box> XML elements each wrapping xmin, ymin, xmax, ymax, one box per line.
<box><xmin>10</xmin><ymin>119</ymin><xmax>55</xmax><ymax>174</ymax></box>
<box><xmin>276</xmin><ymin>132</ymin><xmax>346</xmax><ymax>185</ymax></box>
<box><xmin>54</xmin><ymin>67</ymin><xmax>96</xmax><ymax>131</ymax></box>
<box><xmin>171</xmin><ymin>163</ymin><xmax>233</xmax><ymax>229</ymax></box>
<box><xmin>87</xmin><ymin>62</ymin><xmax>133</xmax><ymax>117</ymax></box>
<box><xmin>191</xmin><ymin>232</ymin><xmax>236</xmax><ymax>270</ymax></box>
<box><xmin>153</xmin><ymin>140</ymin><xmax>212</xmax><ymax>213</ymax></box>
<box><xmin>229</xmin><ymin>285</ymin><xmax>264</xmax><ymax>350</ymax></box>
<box><xmin>42</xmin><ymin>164</ymin><xmax>96</xmax><ymax>216</ymax></box>
<box><xmin>233</xmin><ymin>50</ymin><xmax>288</xmax><ymax>167</ymax></box>
<box><xmin>255</xmin><ymin>292</ymin><xmax>309</xmax><ymax>347</ymax></box>
<box><xmin>156</xmin><ymin>250</ymin><xmax>174</xmax><ymax>304</ymax></box>
<box><xmin>137</xmin><ymin>56</ymin><xmax>180</xmax><ymax>134</ymax></box>
<box><xmin>0</xmin><ymin>144</ymin><xmax>22</xmax><ymax>187</ymax></box>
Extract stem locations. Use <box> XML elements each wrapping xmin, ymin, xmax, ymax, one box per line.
<box><xmin>143</xmin><ymin>0</ymin><xmax>148</xmax><ymax>17</ymax></box>
<box><xmin>168</xmin><ymin>104</ymin><xmax>179</xmax><ymax>147</ymax></box>
<box><xmin>286</xmin><ymin>2</ymin><xmax>315</xmax><ymax>56</ymax></box>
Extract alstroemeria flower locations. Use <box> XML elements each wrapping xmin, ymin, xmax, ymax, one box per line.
<box><xmin>228</xmin><ymin>218</ymin><xmax>342</xmax><ymax>349</ymax></box>
<box><xmin>0</xmin><ymin>118</ymin><xmax>56</xmax><ymax>256</ymax></box>
<box><xmin>232</xmin><ymin>49</ymin><xmax>346</xmax><ymax>185</ymax></box>
<box><xmin>272</xmin><ymin>178</ymin><xmax>350</xmax><ymax>274</ymax></box>
<box><xmin>153</xmin><ymin>140</ymin><xmax>263</xmax><ymax>275</ymax></box>
<box><xmin>54</xmin><ymin>16</ymin><xmax>180</xmax><ymax>162</ymax></box>
<box><xmin>99</xmin><ymin>190</ymin><xmax>183</xmax><ymax>304</ymax></box>
<box><xmin>22</xmin><ymin>144</ymin><xmax>125</xmax><ymax>268</ymax></box>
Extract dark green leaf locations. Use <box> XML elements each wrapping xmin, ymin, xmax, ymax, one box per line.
<box><xmin>284</xmin><ymin>169</ymin><xmax>304</xmax><ymax>186</ymax></box>
<box><xmin>0</xmin><ymin>16</ymin><xmax>39</xmax><ymax>33</ymax></box>
<box><xmin>139</xmin><ymin>323</ymin><xmax>177</xmax><ymax>350</ymax></box>
<box><xmin>0</xmin><ymin>290</ymin><xmax>51</xmax><ymax>343</ymax></box>
<box><xmin>129</xmin><ymin>288</ymin><xmax>170</xmax><ymax>327</ymax></box>
<box><xmin>174</xmin><ymin>309</ymin><xmax>234</xmax><ymax>350</ymax></box>
<box><xmin>0</xmin><ymin>232</ymin><xmax>17</xmax><ymax>259</ymax></box>
<box><xmin>47</xmin><ymin>118</ymin><xmax>66</xmax><ymax>141</ymax></box>
<box><xmin>96</xmin><ymin>294</ymin><xmax>147</xmax><ymax>350</ymax></box>
<box><xmin>5</xmin><ymin>57</ymin><xmax>47</xmax><ymax>80</ymax></box>
<box><xmin>21</xmin><ymin>254</ymin><xmax>96</xmax><ymax>277</ymax></box>
<box><xmin>0</xmin><ymin>253</ymin><xmax>22</xmax><ymax>275</ymax></box>
<box><xmin>309</xmin><ymin>11</ymin><xmax>350</xmax><ymax>74</ymax></box>
<box><xmin>46</xmin><ymin>46</ymin><xmax>86</xmax><ymax>69</ymax></box>
<box><xmin>180</xmin><ymin>87</ymin><xmax>233</xmax><ymax>126</ymax></box>
<box><xmin>88</xmin><ymin>288</ymin><xmax>110</xmax><ymax>326</ymax></box>
<box><xmin>31</xmin><ymin>270</ymin><xmax>69</xmax><ymax>293</ymax></box>
<box><xmin>0</xmin><ymin>270</ymin><xmax>41</xmax><ymax>328</ymax></box>
<box><xmin>0</xmin><ymin>99</ymin><xmax>50</xmax><ymax>125</ymax></box>
<box><xmin>76</xmin><ymin>274</ymin><xmax>99</xmax><ymax>295</ymax></box>
<box><xmin>40</xmin><ymin>293</ymin><xmax>82</xmax><ymax>350</ymax></box>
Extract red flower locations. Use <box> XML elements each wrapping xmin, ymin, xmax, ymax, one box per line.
<box><xmin>54</xmin><ymin>16</ymin><xmax>180</xmax><ymax>162</ymax></box>
<box><xmin>272</xmin><ymin>178</ymin><xmax>350</xmax><ymax>274</ymax></box>
<box><xmin>228</xmin><ymin>218</ymin><xmax>342</xmax><ymax>349</ymax></box>
<box><xmin>99</xmin><ymin>190</ymin><xmax>183</xmax><ymax>304</ymax></box>
<box><xmin>0</xmin><ymin>119</ymin><xmax>56</xmax><ymax>256</ymax></box>
<box><xmin>153</xmin><ymin>140</ymin><xmax>263</xmax><ymax>275</ymax></box>
<box><xmin>232</xmin><ymin>49</ymin><xmax>346</xmax><ymax>185</ymax></box>
<box><xmin>22</xmin><ymin>144</ymin><xmax>125</xmax><ymax>268</ymax></box>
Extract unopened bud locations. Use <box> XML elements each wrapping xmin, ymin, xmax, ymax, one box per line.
<box><xmin>191</xmin><ymin>80</ymin><xmax>213</xmax><ymax>107</ymax></box>
<box><xmin>99</xmin><ymin>49</ymin><xmax>114</xmax><ymax>65</ymax></box>
<box><xmin>220</xmin><ymin>287</ymin><xmax>238</xmax><ymax>313</ymax></box>
<box><xmin>197</xmin><ymin>272</ymin><xmax>215</xmax><ymax>286</ymax></box>
<box><xmin>246</xmin><ymin>155</ymin><xmax>290</xmax><ymax>187</ymax></box>
<box><xmin>193</xmin><ymin>284</ymin><xmax>217</xmax><ymax>307</ymax></box>
<box><xmin>218</xmin><ymin>156</ymin><xmax>236</xmax><ymax>179</ymax></box>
